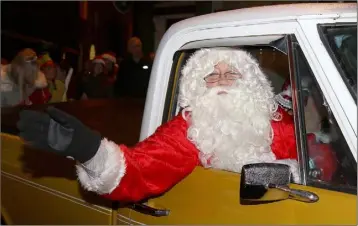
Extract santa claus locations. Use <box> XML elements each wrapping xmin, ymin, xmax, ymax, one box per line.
<box><xmin>18</xmin><ymin>48</ymin><xmax>300</xmax><ymax>203</ymax></box>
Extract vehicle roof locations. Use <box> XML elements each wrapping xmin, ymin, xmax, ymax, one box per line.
<box><xmin>168</xmin><ymin>3</ymin><xmax>356</xmax><ymax>34</ymax></box>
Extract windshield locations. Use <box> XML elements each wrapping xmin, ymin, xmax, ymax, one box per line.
<box><xmin>318</xmin><ymin>24</ymin><xmax>357</xmax><ymax>101</ymax></box>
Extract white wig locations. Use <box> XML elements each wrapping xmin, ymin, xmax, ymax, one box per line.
<box><xmin>177</xmin><ymin>47</ymin><xmax>280</xmax><ymax>171</ymax></box>
<box><xmin>178</xmin><ymin>47</ymin><xmax>276</xmax><ymax>112</ymax></box>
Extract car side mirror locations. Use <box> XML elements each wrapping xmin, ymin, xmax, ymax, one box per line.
<box><xmin>240</xmin><ymin>163</ymin><xmax>319</xmax><ymax>205</ymax></box>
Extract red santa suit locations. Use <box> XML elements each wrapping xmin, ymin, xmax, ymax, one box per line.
<box><xmin>76</xmin><ymin>48</ymin><xmax>300</xmax><ymax>203</ymax></box>
<box><xmin>76</xmin><ymin>109</ymin><xmax>297</xmax><ymax>203</ymax></box>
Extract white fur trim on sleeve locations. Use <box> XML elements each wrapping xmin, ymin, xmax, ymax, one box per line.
<box><xmin>76</xmin><ymin>138</ymin><xmax>126</xmax><ymax>194</ymax></box>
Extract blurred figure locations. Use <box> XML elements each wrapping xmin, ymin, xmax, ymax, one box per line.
<box><xmin>66</xmin><ymin>59</ymin><xmax>92</xmax><ymax>101</ymax></box>
<box><xmin>1</xmin><ymin>48</ymin><xmax>50</xmax><ymax>107</ymax></box>
<box><xmin>38</xmin><ymin>53</ymin><xmax>66</xmax><ymax>103</ymax></box>
<box><xmin>101</xmin><ymin>51</ymin><xmax>119</xmax><ymax>86</ymax></box>
<box><xmin>101</xmin><ymin>52</ymin><xmax>117</xmax><ymax>74</ymax></box>
<box><xmin>114</xmin><ymin>37</ymin><xmax>153</xmax><ymax>98</ymax></box>
<box><xmin>58</xmin><ymin>57</ymin><xmax>74</xmax><ymax>101</ymax></box>
<box><xmin>149</xmin><ymin>52</ymin><xmax>155</xmax><ymax>61</ymax></box>
<box><xmin>81</xmin><ymin>55</ymin><xmax>114</xmax><ymax>99</ymax></box>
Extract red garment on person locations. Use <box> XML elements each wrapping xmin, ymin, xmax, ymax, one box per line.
<box><xmin>102</xmin><ymin>107</ymin><xmax>298</xmax><ymax>202</ymax></box>
<box><xmin>20</xmin><ymin>88</ymin><xmax>51</xmax><ymax>105</ymax></box>
<box><xmin>306</xmin><ymin>133</ymin><xmax>338</xmax><ymax>181</ymax></box>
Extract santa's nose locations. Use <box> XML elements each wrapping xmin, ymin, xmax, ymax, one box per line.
<box><xmin>218</xmin><ymin>79</ymin><xmax>232</xmax><ymax>86</ymax></box>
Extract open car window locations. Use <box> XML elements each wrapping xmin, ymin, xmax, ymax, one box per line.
<box><xmin>292</xmin><ymin>41</ymin><xmax>357</xmax><ymax>194</ymax></box>
<box><xmin>162</xmin><ymin>36</ymin><xmax>356</xmax><ymax>195</ymax></box>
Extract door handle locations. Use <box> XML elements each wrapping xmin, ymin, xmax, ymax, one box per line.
<box><xmin>270</xmin><ymin>184</ymin><xmax>319</xmax><ymax>203</ymax></box>
<box><xmin>131</xmin><ymin>203</ymin><xmax>170</xmax><ymax>217</ymax></box>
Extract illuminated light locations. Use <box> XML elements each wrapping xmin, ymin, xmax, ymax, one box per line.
<box><xmin>89</xmin><ymin>44</ymin><xmax>96</xmax><ymax>60</ymax></box>
<box><xmin>142</xmin><ymin>65</ymin><xmax>149</xmax><ymax>69</ymax></box>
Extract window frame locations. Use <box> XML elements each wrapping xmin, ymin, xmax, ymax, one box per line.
<box><xmin>286</xmin><ymin>35</ymin><xmax>310</xmax><ymax>186</ymax></box>
<box><xmin>289</xmin><ymin>35</ymin><xmax>357</xmax><ymax>195</ymax></box>
<box><xmin>317</xmin><ymin>23</ymin><xmax>357</xmax><ymax>103</ymax></box>
<box><xmin>161</xmin><ymin>34</ymin><xmax>356</xmax><ymax>194</ymax></box>
<box><xmin>162</xmin><ymin>50</ymin><xmax>195</xmax><ymax>124</ymax></box>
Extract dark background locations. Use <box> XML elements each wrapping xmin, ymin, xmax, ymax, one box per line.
<box><xmin>1</xmin><ymin>1</ymin><xmax>352</xmax><ymax>69</ymax></box>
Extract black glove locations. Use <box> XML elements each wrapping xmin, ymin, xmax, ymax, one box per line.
<box><xmin>17</xmin><ymin>106</ymin><xmax>102</xmax><ymax>163</ymax></box>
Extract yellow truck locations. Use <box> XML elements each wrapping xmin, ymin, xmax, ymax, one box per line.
<box><xmin>2</xmin><ymin>3</ymin><xmax>356</xmax><ymax>224</ymax></box>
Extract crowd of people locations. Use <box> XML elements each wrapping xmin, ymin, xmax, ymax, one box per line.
<box><xmin>1</xmin><ymin>48</ymin><xmax>66</xmax><ymax>107</ymax></box>
<box><xmin>0</xmin><ymin>36</ymin><xmax>153</xmax><ymax>108</ymax></box>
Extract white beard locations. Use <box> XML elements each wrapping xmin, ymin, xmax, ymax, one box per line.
<box><xmin>185</xmin><ymin>85</ymin><xmax>276</xmax><ymax>173</ymax></box>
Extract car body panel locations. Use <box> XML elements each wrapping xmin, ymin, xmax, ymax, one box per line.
<box><xmin>1</xmin><ymin>99</ymin><xmax>145</xmax><ymax>224</ymax></box>
<box><xmin>128</xmin><ymin>167</ymin><xmax>356</xmax><ymax>224</ymax></box>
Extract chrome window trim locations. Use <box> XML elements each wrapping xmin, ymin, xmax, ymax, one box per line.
<box><xmin>287</xmin><ymin>35</ymin><xmax>309</xmax><ymax>185</ymax></box>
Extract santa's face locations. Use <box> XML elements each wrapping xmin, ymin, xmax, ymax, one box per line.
<box><xmin>180</xmin><ymin>49</ymin><xmax>277</xmax><ymax>173</ymax></box>
<box><xmin>204</xmin><ymin>62</ymin><xmax>242</xmax><ymax>91</ymax></box>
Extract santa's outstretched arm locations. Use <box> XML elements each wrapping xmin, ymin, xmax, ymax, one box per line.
<box><xmin>76</xmin><ymin>114</ymin><xmax>200</xmax><ymax>203</ymax></box>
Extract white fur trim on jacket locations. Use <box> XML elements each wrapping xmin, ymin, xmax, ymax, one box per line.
<box><xmin>273</xmin><ymin>159</ymin><xmax>300</xmax><ymax>183</ymax></box>
<box><xmin>76</xmin><ymin>138</ymin><xmax>126</xmax><ymax>195</ymax></box>
<box><xmin>274</xmin><ymin>93</ymin><xmax>292</xmax><ymax>110</ymax></box>
<box><xmin>313</xmin><ymin>131</ymin><xmax>331</xmax><ymax>144</ymax></box>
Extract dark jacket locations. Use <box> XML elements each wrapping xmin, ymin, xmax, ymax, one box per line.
<box><xmin>114</xmin><ymin>55</ymin><xmax>152</xmax><ymax>98</ymax></box>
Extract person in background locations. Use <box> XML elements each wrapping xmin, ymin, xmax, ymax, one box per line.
<box><xmin>149</xmin><ymin>52</ymin><xmax>155</xmax><ymax>61</ymax></box>
<box><xmin>101</xmin><ymin>52</ymin><xmax>118</xmax><ymax>77</ymax></box>
<box><xmin>80</xmin><ymin>55</ymin><xmax>114</xmax><ymax>99</ymax></box>
<box><xmin>101</xmin><ymin>51</ymin><xmax>118</xmax><ymax>88</ymax></box>
<box><xmin>114</xmin><ymin>37</ymin><xmax>153</xmax><ymax>98</ymax></box>
<box><xmin>38</xmin><ymin>53</ymin><xmax>67</xmax><ymax>103</ymax></box>
<box><xmin>1</xmin><ymin>48</ymin><xmax>50</xmax><ymax>107</ymax></box>
<box><xmin>66</xmin><ymin>59</ymin><xmax>91</xmax><ymax>101</ymax></box>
